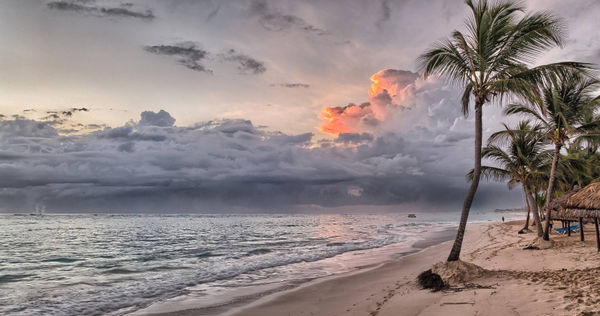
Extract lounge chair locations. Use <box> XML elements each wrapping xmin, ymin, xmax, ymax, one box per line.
<box><xmin>553</xmin><ymin>225</ymin><xmax>580</xmax><ymax>234</ymax></box>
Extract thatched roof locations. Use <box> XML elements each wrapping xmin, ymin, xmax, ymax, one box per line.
<box><xmin>548</xmin><ymin>189</ymin><xmax>578</xmax><ymax>210</ymax></box>
<box><xmin>549</xmin><ymin>182</ymin><xmax>600</xmax><ymax>219</ymax></box>
<box><xmin>564</xmin><ymin>182</ymin><xmax>600</xmax><ymax>210</ymax></box>
<box><xmin>548</xmin><ymin>190</ymin><xmax>579</xmax><ymax>219</ymax></box>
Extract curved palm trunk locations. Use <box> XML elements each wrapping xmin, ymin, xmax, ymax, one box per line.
<box><xmin>447</xmin><ymin>102</ymin><xmax>482</xmax><ymax>262</ymax></box>
<box><xmin>533</xmin><ymin>185</ymin><xmax>540</xmax><ymax>225</ymax></box>
<box><xmin>522</xmin><ymin>186</ymin><xmax>531</xmax><ymax>231</ymax></box>
<box><xmin>543</xmin><ymin>143</ymin><xmax>561</xmax><ymax>240</ymax></box>
<box><xmin>524</xmin><ymin>183</ymin><xmax>543</xmax><ymax>236</ymax></box>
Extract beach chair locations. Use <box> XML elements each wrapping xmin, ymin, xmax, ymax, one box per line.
<box><xmin>553</xmin><ymin>225</ymin><xmax>580</xmax><ymax>234</ymax></box>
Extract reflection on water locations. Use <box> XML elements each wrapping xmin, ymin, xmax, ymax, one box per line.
<box><xmin>0</xmin><ymin>211</ymin><xmax>517</xmax><ymax>315</ymax></box>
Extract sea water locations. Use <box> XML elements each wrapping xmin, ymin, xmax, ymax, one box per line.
<box><xmin>0</xmin><ymin>211</ymin><xmax>519</xmax><ymax>315</ymax></box>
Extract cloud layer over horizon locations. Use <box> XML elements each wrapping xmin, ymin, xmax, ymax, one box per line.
<box><xmin>2</xmin><ymin>0</ymin><xmax>598</xmax><ymax>212</ymax></box>
<box><xmin>0</xmin><ymin>69</ymin><xmax>519</xmax><ymax>213</ymax></box>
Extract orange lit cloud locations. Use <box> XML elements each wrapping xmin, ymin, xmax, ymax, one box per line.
<box><xmin>319</xmin><ymin>69</ymin><xmax>419</xmax><ymax>135</ymax></box>
<box><xmin>318</xmin><ymin>103</ymin><xmax>372</xmax><ymax>134</ymax></box>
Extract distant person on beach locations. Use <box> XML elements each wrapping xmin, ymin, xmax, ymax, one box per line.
<box><xmin>502</xmin><ymin>216</ymin><xmax>505</xmax><ymax>222</ymax></box>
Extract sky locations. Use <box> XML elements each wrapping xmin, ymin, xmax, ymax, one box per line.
<box><xmin>1</xmin><ymin>0</ymin><xmax>599</xmax><ymax>213</ymax></box>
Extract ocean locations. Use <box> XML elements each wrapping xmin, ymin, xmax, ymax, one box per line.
<box><xmin>0</xmin><ymin>211</ymin><xmax>520</xmax><ymax>315</ymax></box>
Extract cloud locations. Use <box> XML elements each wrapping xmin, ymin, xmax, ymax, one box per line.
<box><xmin>46</xmin><ymin>1</ymin><xmax>155</xmax><ymax>20</ymax></box>
<box><xmin>368</xmin><ymin>69</ymin><xmax>419</xmax><ymax>99</ymax></box>
<box><xmin>139</xmin><ymin>110</ymin><xmax>176</xmax><ymax>127</ymax></box>
<box><xmin>0</xmin><ymin>101</ymin><xmax>520</xmax><ymax>212</ymax></box>
<box><xmin>14</xmin><ymin>107</ymin><xmax>97</xmax><ymax>135</ymax></box>
<box><xmin>272</xmin><ymin>83</ymin><xmax>310</xmax><ymax>88</ymax></box>
<box><xmin>0</xmin><ymin>119</ymin><xmax>58</xmax><ymax>139</ymax></box>
<box><xmin>318</xmin><ymin>69</ymin><xmax>421</xmax><ymax>134</ymax></box>
<box><xmin>144</xmin><ymin>44</ymin><xmax>266</xmax><ymax>75</ymax></box>
<box><xmin>376</xmin><ymin>0</ymin><xmax>391</xmax><ymax>29</ymax></box>
<box><xmin>206</xmin><ymin>4</ymin><xmax>221</xmax><ymax>21</ymax></box>
<box><xmin>99</xmin><ymin>125</ymin><xmax>167</xmax><ymax>142</ymax></box>
<box><xmin>0</xmin><ymin>108</ymin><xmax>481</xmax><ymax>212</ymax></box>
<box><xmin>319</xmin><ymin>103</ymin><xmax>374</xmax><ymax>134</ymax></box>
<box><xmin>117</xmin><ymin>142</ymin><xmax>135</xmax><ymax>153</ymax></box>
<box><xmin>61</xmin><ymin>107</ymin><xmax>89</xmax><ymax>117</ymax></box>
<box><xmin>220</xmin><ymin>49</ymin><xmax>266</xmax><ymax>75</ymax></box>
<box><xmin>317</xmin><ymin>68</ymin><xmax>474</xmax><ymax>146</ymax></box>
<box><xmin>247</xmin><ymin>0</ymin><xmax>328</xmax><ymax>36</ymax></box>
<box><xmin>334</xmin><ymin>132</ymin><xmax>374</xmax><ymax>144</ymax></box>
<box><xmin>144</xmin><ymin>43</ymin><xmax>212</xmax><ymax>73</ymax></box>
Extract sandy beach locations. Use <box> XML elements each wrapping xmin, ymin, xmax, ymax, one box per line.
<box><xmin>219</xmin><ymin>220</ymin><xmax>600</xmax><ymax>316</ymax></box>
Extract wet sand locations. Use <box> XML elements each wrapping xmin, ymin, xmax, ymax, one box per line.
<box><xmin>228</xmin><ymin>220</ymin><xmax>600</xmax><ymax>316</ymax></box>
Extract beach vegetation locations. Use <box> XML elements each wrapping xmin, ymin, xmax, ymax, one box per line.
<box><xmin>417</xmin><ymin>0</ymin><xmax>586</xmax><ymax>261</ymax></box>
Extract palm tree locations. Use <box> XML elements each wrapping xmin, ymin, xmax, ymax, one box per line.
<box><xmin>417</xmin><ymin>0</ymin><xmax>586</xmax><ymax>261</ymax></box>
<box><xmin>505</xmin><ymin>71</ymin><xmax>600</xmax><ymax>240</ymax></box>
<box><xmin>469</xmin><ymin>121</ymin><xmax>550</xmax><ymax>236</ymax></box>
<box><xmin>554</xmin><ymin>143</ymin><xmax>598</xmax><ymax>192</ymax></box>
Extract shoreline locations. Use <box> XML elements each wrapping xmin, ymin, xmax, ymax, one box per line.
<box><xmin>225</xmin><ymin>227</ymin><xmax>474</xmax><ymax>316</ymax></box>
<box><xmin>132</xmin><ymin>225</ymin><xmax>460</xmax><ymax>316</ymax></box>
<box><xmin>228</xmin><ymin>220</ymin><xmax>600</xmax><ymax>315</ymax></box>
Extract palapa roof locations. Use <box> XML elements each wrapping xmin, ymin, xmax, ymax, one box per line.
<box><xmin>549</xmin><ymin>182</ymin><xmax>600</xmax><ymax>219</ymax></box>
<box><xmin>564</xmin><ymin>182</ymin><xmax>600</xmax><ymax>210</ymax></box>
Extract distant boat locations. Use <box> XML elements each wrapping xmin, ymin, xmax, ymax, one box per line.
<box><xmin>408</xmin><ymin>214</ymin><xmax>416</xmax><ymax>218</ymax></box>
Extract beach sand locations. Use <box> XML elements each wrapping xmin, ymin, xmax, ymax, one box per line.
<box><xmin>224</xmin><ymin>220</ymin><xmax>600</xmax><ymax>316</ymax></box>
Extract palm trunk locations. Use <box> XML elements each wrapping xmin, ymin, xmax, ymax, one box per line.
<box><xmin>536</xmin><ymin>191</ymin><xmax>543</xmax><ymax>224</ymax></box>
<box><xmin>524</xmin><ymin>183</ymin><xmax>543</xmax><ymax>236</ymax></box>
<box><xmin>447</xmin><ymin>101</ymin><xmax>483</xmax><ymax>262</ymax></box>
<box><xmin>522</xmin><ymin>186</ymin><xmax>531</xmax><ymax>231</ymax></box>
<box><xmin>543</xmin><ymin>143</ymin><xmax>561</xmax><ymax>240</ymax></box>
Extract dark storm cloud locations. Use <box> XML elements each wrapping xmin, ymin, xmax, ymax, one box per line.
<box><xmin>248</xmin><ymin>0</ymin><xmax>328</xmax><ymax>36</ymax></box>
<box><xmin>220</xmin><ymin>49</ymin><xmax>266</xmax><ymax>75</ymax></box>
<box><xmin>0</xmin><ymin>119</ymin><xmax>58</xmax><ymax>138</ymax></box>
<box><xmin>144</xmin><ymin>43</ymin><xmax>212</xmax><ymax>73</ymax></box>
<box><xmin>117</xmin><ymin>142</ymin><xmax>135</xmax><ymax>153</ymax></box>
<box><xmin>0</xmin><ymin>107</ymin><xmax>520</xmax><ymax>213</ymax></box>
<box><xmin>99</xmin><ymin>125</ymin><xmax>167</xmax><ymax>142</ymax></box>
<box><xmin>0</xmin><ymin>152</ymin><xmax>25</xmax><ymax>161</ymax></box>
<box><xmin>139</xmin><ymin>110</ymin><xmax>175</xmax><ymax>127</ymax></box>
<box><xmin>46</xmin><ymin>0</ymin><xmax>155</xmax><ymax>20</ymax></box>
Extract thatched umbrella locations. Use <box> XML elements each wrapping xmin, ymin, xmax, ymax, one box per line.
<box><xmin>548</xmin><ymin>182</ymin><xmax>600</xmax><ymax>250</ymax></box>
<box><xmin>546</xmin><ymin>189</ymin><xmax>581</xmax><ymax>238</ymax></box>
<box><xmin>563</xmin><ymin>182</ymin><xmax>600</xmax><ymax>218</ymax></box>
<box><xmin>548</xmin><ymin>189</ymin><xmax>580</xmax><ymax>220</ymax></box>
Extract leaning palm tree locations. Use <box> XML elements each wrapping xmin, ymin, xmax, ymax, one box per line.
<box><xmin>469</xmin><ymin>121</ymin><xmax>550</xmax><ymax>236</ymax></box>
<box><xmin>417</xmin><ymin>0</ymin><xmax>588</xmax><ymax>261</ymax></box>
<box><xmin>505</xmin><ymin>71</ymin><xmax>600</xmax><ymax>240</ymax></box>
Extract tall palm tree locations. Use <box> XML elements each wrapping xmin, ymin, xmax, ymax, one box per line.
<box><xmin>469</xmin><ymin>121</ymin><xmax>550</xmax><ymax>236</ymax></box>
<box><xmin>417</xmin><ymin>0</ymin><xmax>586</xmax><ymax>261</ymax></box>
<box><xmin>505</xmin><ymin>71</ymin><xmax>600</xmax><ymax>240</ymax></box>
